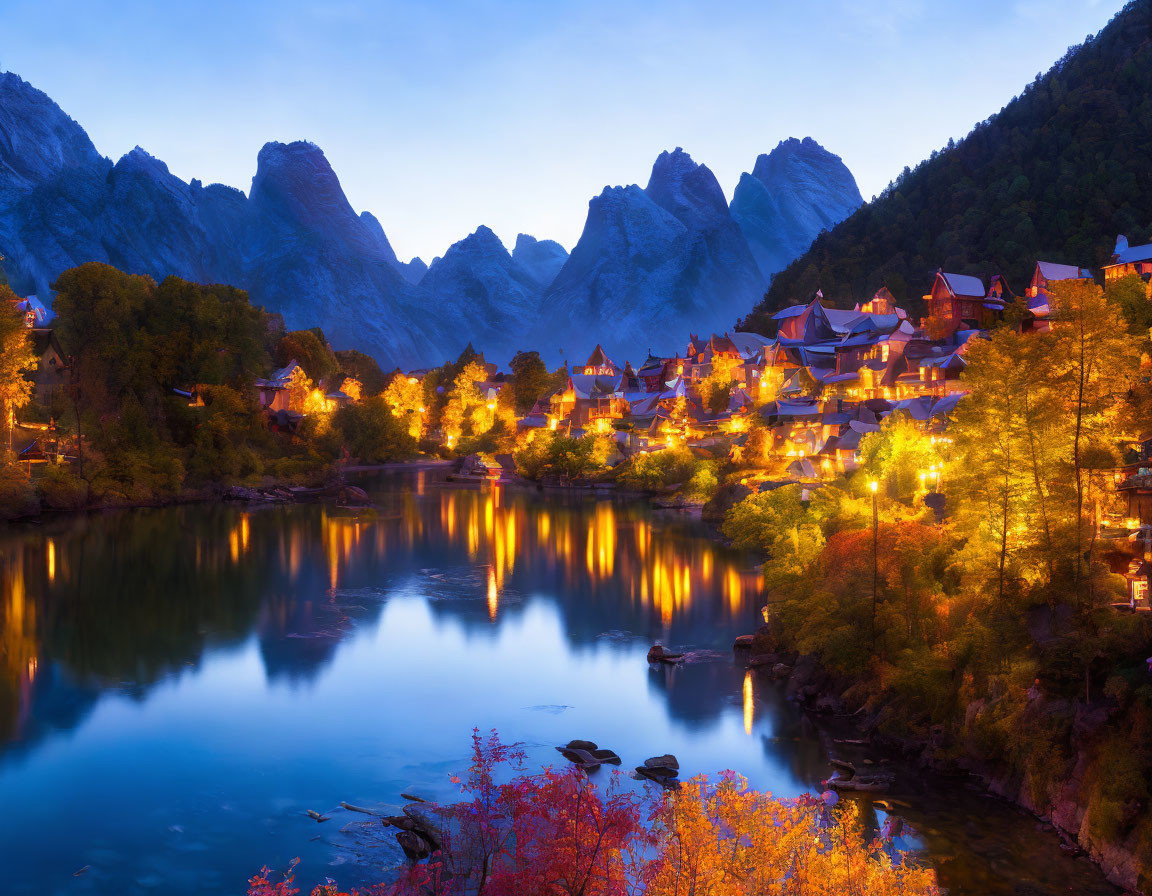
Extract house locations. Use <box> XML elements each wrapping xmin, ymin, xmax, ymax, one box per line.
<box><xmin>256</xmin><ymin>361</ymin><xmax>309</xmax><ymax>413</ymax></box>
<box><xmin>636</xmin><ymin>352</ymin><xmax>676</xmax><ymax>392</ymax></box>
<box><xmin>550</xmin><ymin>371</ymin><xmax>628</xmax><ymax>430</ymax></box>
<box><xmin>923</xmin><ymin>271</ymin><xmax>998</xmax><ymax>334</ymax></box>
<box><xmin>1103</xmin><ymin>235</ymin><xmax>1152</xmax><ymax>284</ymax></box>
<box><xmin>1025</xmin><ymin>261</ymin><xmax>1094</xmax><ymax>328</ymax></box>
<box><xmin>1124</xmin><ymin>557</ymin><xmax>1151</xmax><ymax>609</ymax></box>
<box><xmin>12</xmin><ymin>294</ymin><xmax>50</xmax><ymax>329</ymax></box>
<box><xmin>29</xmin><ymin>329</ymin><xmax>67</xmax><ymax>404</ymax></box>
<box><xmin>860</xmin><ymin>287</ymin><xmax>896</xmax><ymax>315</ymax></box>
<box><xmin>580</xmin><ymin>344</ymin><xmax>619</xmax><ymax>376</ymax></box>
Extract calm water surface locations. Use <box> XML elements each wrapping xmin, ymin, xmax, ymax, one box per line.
<box><xmin>0</xmin><ymin>470</ymin><xmax>1117</xmax><ymax>895</ymax></box>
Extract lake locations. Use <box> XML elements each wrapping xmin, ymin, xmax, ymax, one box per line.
<box><xmin>0</xmin><ymin>469</ymin><xmax>1117</xmax><ymax>894</ymax></box>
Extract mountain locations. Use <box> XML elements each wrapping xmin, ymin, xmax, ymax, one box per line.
<box><xmin>512</xmin><ymin>234</ymin><xmax>568</xmax><ymax>289</ymax></box>
<box><xmin>397</xmin><ymin>256</ymin><xmax>428</xmax><ymax>285</ymax></box>
<box><xmin>0</xmin><ymin>74</ymin><xmax>451</xmax><ymax>367</ymax></box>
<box><xmin>730</xmin><ymin>137</ymin><xmax>862</xmax><ymax>280</ymax></box>
<box><xmin>537</xmin><ymin>148</ymin><xmax>766</xmax><ymax>364</ymax></box>
<box><xmin>0</xmin><ymin>71</ymin><xmax>862</xmax><ymax>368</ymax></box>
<box><xmin>420</xmin><ymin>225</ymin><xmax>544</xmax><ymax>361</ymax></box>
<box><xmin>743</xmin><ymin>0</ymin><xmax>1152</xmax><ymax>333</ymax></box>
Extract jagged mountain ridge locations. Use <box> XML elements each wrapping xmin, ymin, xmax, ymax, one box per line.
<box><xmin>731</xmin><ymin>137</ymin><xmax>863</xmax><ymax>281</ymax></box>
<box><xmin>0</xmin><ymin>71</ymin><xmax>861</xmax><ymax>368</ymax></box>
<box><xmin>535</xmin><ymin>145</ymin><xmax>860</xmax><ymax>364</ymax></box>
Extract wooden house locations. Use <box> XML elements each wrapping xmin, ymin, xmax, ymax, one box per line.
<box><xmin>923</xmin><ymin>271</ymin><xmax>996</xmax><ymax>334</ymax></box>
<box><xmin>29</xmin><ymin>329</ymin><xmax>67</xmax><ymax>404</ymax></box>
<box><xmin>1103</xmin><ymin>236</ymin><xmax>1152</xmax><ymax>284</ymax></box>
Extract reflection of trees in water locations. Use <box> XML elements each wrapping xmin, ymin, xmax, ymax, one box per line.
<box><xmin>0</xmin><ymin>473</ymin><xmax>763</xmax><ymax>753</ymax></box>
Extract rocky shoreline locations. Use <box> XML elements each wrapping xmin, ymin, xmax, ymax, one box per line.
<box><xmin>733</xmin><ymin>631</ymin><xmax>1140</xmax><ymax>893</ymax></box>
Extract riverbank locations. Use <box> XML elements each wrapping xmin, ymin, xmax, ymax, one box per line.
<box><xmin>736</xmin><ymin>632</ymin><xmax>1142</xmax><ymax>893</ymax></box>
<box><xmin>1</xmin><ymin>457</ymin><xmax>461</xmax><ymax>524</ymax></box>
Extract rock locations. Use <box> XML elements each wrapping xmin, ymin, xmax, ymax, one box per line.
<box><xmin>339</xmin><ymin>802</ymin><xmax>380</xmax><ymax>815</ymax></box>
<box><xmin>829</xmin><ymin>758</ymin><xmax>856</xmax><ymax>776</ymax></box>
<box><xmin>341</xmin><ymin>485</ymin><xmax>370</xmax><ymax>505</ymax></box>
<box><xmin>733</xmin><ymin>634</ymin><xmax>755</xmax><ymax>650</ymax></box>
<box><xmin>827</xmin><ymin>773</ymin><xmax>894</xmax><ymax>794</ymax></box>
<box><xmin>383</xmin><ymin>814</ymin><xmax>417</xmax><ymax>831</ymax></box>
<box><xmin>591</xmin><ymin>748</ymin><xmax>622</xmax><ymax>764</ymax></box>
<box><xmin>644</xmin><ymin>754</ymin><xmax>679</xmax><ymax>771</ymax></box>
<box><xmin>647</xmin><ymin>645</ymin><xmax>684</xmax><ymax>664</ymax></box>
<box><xmin>402</xmin><ymin>803</ymin><xmax>444</xmax><ymax>849</ymax></box>
<box><xmin>564</xmin><ymin>739</ymin><xmax>598</xmax><ymax>752</ymax></box>
<box><xmin>395</xmin><ymin>829</ymin><xmax>431</xmax><ymax>862</ymax></box>
<box><xmin>747</xmin><ymin>653</ymin><xmax>779</xmax><ymax>668</ymax></box>
<box><xmin>556</xmin><ymin>747</ymin><xmax>602</xmax><ymax>769</ymax></box>
<box><xmin>636</xmin><ymin>765</ymin><xmax>680</xmax><ymax>787</ymax></box>
<box><xmin>770</xmin><ymin>663</ymin><xmax>792</xmax><ymax>679</ymax></box>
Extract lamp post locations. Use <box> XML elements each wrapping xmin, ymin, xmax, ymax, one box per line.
<box><xmin>870</xmin><ymin>478</ymin><xmax>879</xmax><ymax>654</ymax></box>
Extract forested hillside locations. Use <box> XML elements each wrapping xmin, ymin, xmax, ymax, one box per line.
<box><xmin>742</xmin><ymin>0</ymin><xmax>1152</xmax><ymax>332</ymax></box>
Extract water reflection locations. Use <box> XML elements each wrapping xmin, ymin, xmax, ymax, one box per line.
<box><xmin>0</xmin><ymin>477</ymin><xmax>762</xmax><ymax>756</ymax></box>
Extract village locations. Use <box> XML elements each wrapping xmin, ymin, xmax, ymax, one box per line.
<box><xmin>7</xmin><ymin>234</ymin><xmax>1152</xmax><ymax>610</ymax></box>
<box><xmin>243</xmin><ymin>235</ymin><xmax>1152</xmax><ymax>610</ymax></box>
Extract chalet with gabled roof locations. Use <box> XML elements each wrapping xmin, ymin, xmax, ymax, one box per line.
<box><xmin>923</xmin><ymin>270</ymin><xmax>998</xmax><ymax>334</ymax></box>
<box><xmin>1104</xmin><ymin>235</ymin><xmax>1152</xmax><ymax>283</ymax></box>
<box><xmin>1025</xmin><ymin>261</ymin><xmax>1093</xmax><ymax>330</ymax></box>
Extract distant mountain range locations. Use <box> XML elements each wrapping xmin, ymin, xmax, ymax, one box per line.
<box><xmin>0</xmin><ymin>72</ymin><xmax>861</xmax><ymax>368</ymax></box>
<box><xmin>742</xmin><ymin>0</ymin><xmax>1152</xmax><ymax>332</ymax></box>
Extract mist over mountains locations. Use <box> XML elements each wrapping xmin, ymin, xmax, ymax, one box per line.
<box><xmin>0</xmin><ymin>72</ymin><xmax>861</xmax><ymax>368</ymax></box>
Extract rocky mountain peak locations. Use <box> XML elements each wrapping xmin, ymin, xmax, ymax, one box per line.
<box><xmin>645</xmin><ymin>147</ymin><xmax>729</xmax><ymax>226</ymax></box>
<box><xmin>249</xmin><ymin>140</ymin><xmax>354</xmax><ymax>228</ymax></box>
<box><xmin>0</xmin><ymin>71</ymin><xmax>107</xmax><ymax>187</ymax></box>
<box><xmin>512</xmin><ymin>234</ymin><xmax>568</xmax><ymax>289</ymax></box>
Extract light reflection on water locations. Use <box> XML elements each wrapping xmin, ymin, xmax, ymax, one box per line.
<box><xmin>0</xmin><ymin>471</ymin><xmax>1119</xmax><ymax>896</ymax></box>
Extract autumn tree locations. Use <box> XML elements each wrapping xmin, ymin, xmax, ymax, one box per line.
<box><xmin>441</xmin><ymin>361</ymin><xmax>495</xmax><ymax>444</ymax></box>
<box><xmin>1049</xmin><ymin>279</ymin><xmax>1139</xmax><ymax>603</ymax></box>
<box><xmin>858</xmin><ymin>417</ymin><xmax>942</xmax><ymax>500</ymax></box>
<box><xmin>0</xmin><ymin>287</ymin><xmax>36</xmax><ymax>454</ymax></box>
<box><xmin>382</xmin><ymin>374</ymin><xmax>425</xmax><ymax>439</ymax></box>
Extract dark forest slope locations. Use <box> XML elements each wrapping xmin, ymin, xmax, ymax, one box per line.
<box><xmin>742</xmin><ymin>0</ymin><xmax>1152</xmax><ymax>332</ymax></box>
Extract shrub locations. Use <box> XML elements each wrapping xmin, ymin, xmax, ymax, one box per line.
<box><xmin>35</xmin><ymin>464</ymin><xmax>89</xmax><ymax>511</ymax></box>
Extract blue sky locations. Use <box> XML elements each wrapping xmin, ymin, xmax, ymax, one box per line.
<box><xmin>1</xmin><ymin>0</ymin><xmax>1119</xmax><ymax>262</ymax></box>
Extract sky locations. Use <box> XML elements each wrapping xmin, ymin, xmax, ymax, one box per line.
<box><xmin>1</xmin><ymin>0</ymin><xmax>1120</xmax><ymax>263</ymax></box>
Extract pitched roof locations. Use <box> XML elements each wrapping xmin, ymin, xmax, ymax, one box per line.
<box><xmin>585</xmin><ymin>344</ymin><xmax>614</xmax><ymax>369</ymax></box>
<box><xmin>1037</xmin><ymin>261</ymin><xmax>1091</xmax><ymax>281</ymax></box>
<box><xmin>257</xmin><ymin>360</ymin><xmax>303</xmax><ymax>389</ymax></box>
<box><xmin>939</xmin><ymin>271</ymin><xmax>985</xmax><ymax>298</ymax></box>
<box><xmin>729</xmin><ymin>331</ymin><xmax>772</xmax><ymax>358</ymax></box>
<box><xmin>1110</xmin><ymin>236</ymin><xmax>1152</xmax><ymax>266</ymax></box>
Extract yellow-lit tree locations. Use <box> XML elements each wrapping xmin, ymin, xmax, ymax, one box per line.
<box><xmin>0</xmin><ymin>295</ymin><xmax>35</xmax><ymax>454</ymax></box>
<box><xmin>383</xmin><ymin>374</ymin><xmax>425</xmax><ymax>439</ymax></box>
<box><xmin>442</xmin><ymin>361</ymin><xmax>492</xmax><ymax>444</ymax></box>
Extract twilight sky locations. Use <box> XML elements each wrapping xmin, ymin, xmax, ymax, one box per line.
<box><xmin>1</xmin><ymin>0</ymin><xmax>1117</xmax><ymax>263</ymax></box>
